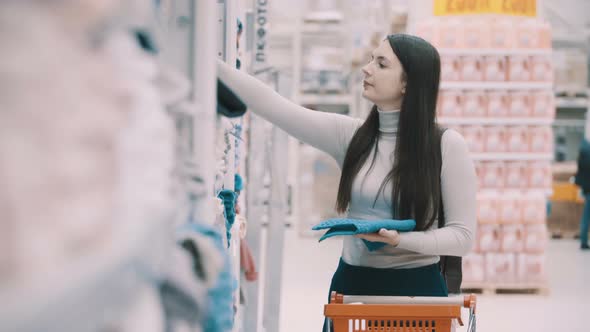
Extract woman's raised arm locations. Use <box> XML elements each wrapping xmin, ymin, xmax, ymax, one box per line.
<box><xmin>217</xmin><ymin>61</ymin><xmax>361</xmax><ymax>164</ymax></box>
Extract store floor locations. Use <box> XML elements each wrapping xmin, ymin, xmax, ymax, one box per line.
<box><xmin>279</xmin><ymin>229</ymin><xmax>590</xmax><ymax>332</ymax></box>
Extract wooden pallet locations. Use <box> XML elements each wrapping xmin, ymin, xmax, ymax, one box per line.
<box><xmin>462</xmin><ymin>283</ymin><xmax>550</xmax><ymax>296</ymax></box>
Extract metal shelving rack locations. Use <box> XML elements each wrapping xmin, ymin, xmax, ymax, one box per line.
<box><xmin>292</xmin><ymin>9</ymin><xmax>356</xmax><ymax>115</ymax></box>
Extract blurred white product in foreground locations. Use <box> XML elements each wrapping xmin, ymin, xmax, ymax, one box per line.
<box><xmin>0</xmin><ymin>1</ymin><xmax>174</xmax><ymax>288</ymax></box>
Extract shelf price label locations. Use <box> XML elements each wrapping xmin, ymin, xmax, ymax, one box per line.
<box><xmin>434</xmin><ymin>0</ymin><xmax>537</xmax><ymax>17</ymax></box>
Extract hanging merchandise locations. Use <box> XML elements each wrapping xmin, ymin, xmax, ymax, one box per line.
<box><xmin>134</xmin><ymin>29</ymin><xmax>158</xmax><ymax>54</ymax></box>
<box><xmin>236</xmin><ymin>18</ymin><xmax>243</xmax><ymax>70</ymax></box>
<box><xmin>156</xmin><ymin>66</ymin><xmax>192</xmax><ymax>107</ymax></box>
<box><xmin>234</xmin><ymin>173</ymin><xmax>244</xmax><ymax>192</ymax></box>
<box><xmin>158</xmin><ymin>247</ymin><xmax>209</xmax><ymax>332</ymax></box>
<box><xmin>177</xmin><ymin>227</ymin><xmax>225</xmax><ymax>289</ymax></box>
<box><xmin>233</xmin><ymin>125</ymin><xmax>244</xmax><ymax>170</ymax></box>
<box><xmin>214</xmin><ymin>138</ymin><xmax>230</xmax><ymax>192</ymax></box>
<box><xmin>105</xmin><ymin>30</ymin><xmax>176</xmax><ymax>233</ymax></box>
<box><xmin>2</xmin><ymin>0</ymin><xmax>252</xmax><ymax>331</ymax></box>
<box><xmin>159</xmin><ymin>280</ymin><xmax>203</xmax><ymax>331</ymax></box>
<box><xmin>240</xmin><ymin>240</ymin><xmax>258</xmax><ymax>282</ymax></box>
<box><xmin>217</xmin><ymin>79</ymin><xmax>247</xmax><ymax>118</ymax></box>
<box><xmin>114</xmin><ymin>284</ymin><xmax>165</xmax><ymax>332</ymax></box>
<box><xmin>0</xmin><ymin>4</ymin><xmax>177</xmax><ymax>332</ymax></box>
<box><xmin>217</xmin><ymin>189</ymin><xmax>238</xmax><ymax>246</ymax></box>
<box><xmin>0</xmin><ymin>1</ymin><xmax>130</xmax><ymax>285</ymax></box>
<box><xmin>183</xmin><ymin>223</ymin><xmax>237</xmax><ymax>332</ymax></box>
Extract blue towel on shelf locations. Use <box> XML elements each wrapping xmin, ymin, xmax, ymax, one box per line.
<box><xmin>312</xmin><ymin>218</ymin><xmax>416</xmax><ymax>251</ymax></box>
<box><xmin>180</xmin><ymin>223</ymin><xmax>237</xmax><ymax>332</ymax></box>
<box><xmin>217</xmin><ymin>189</ymin><xmax>237</xmax><ymax>247</ymax></box>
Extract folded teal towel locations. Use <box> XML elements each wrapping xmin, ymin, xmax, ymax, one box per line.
<box><xmin>312</xmin><ymin>218</ymin><xmax>416</xmax><ymax>251</ymax></box>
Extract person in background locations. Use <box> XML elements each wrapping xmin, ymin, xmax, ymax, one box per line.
<box><xmin>575</xmin><ymin>135</ymin><xmax>590</xmax><ymax>250</ymax></box>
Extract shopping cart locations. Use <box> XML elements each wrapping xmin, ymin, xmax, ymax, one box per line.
<box><xmin>324</xmin><ymin>291</ymin><xmax>477</xmax><ymax>332</ymax></box>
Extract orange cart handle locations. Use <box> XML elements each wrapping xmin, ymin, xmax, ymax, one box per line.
<box><xmin>330</xmin><ymin>292</ymin><xmax>477</xmax><ymax>312</ymax></box>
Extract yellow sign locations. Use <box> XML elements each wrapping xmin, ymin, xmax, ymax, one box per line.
<box><xmin>434</xmin><ymin>0</ymin><xmax>537</xmax><ymax>17</ymax></box>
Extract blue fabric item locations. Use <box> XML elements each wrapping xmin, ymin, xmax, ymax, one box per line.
<box><xmin>312</xmin><ymin>218</ymin><xmax>416</xmax><ymax>251</ymax></box>
<box><xmin>217</xmin><ymin>190</ymin><xmax>237</xmax><ymax>246</ymax></box>
<box><xmin>180</xmin><ymin>223</ymin><xmax>237</xmax><ymax>332</ymax></box>
<box><xmin>234</xmin><ymin>174</ymin><xmax>243</xmax><ymax>192</ymax></box>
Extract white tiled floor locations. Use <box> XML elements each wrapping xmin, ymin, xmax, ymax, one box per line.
<box><xmin>278</xmin><ymin>230</ymin><xmax>590</xmax><ymax>332</ymax></box>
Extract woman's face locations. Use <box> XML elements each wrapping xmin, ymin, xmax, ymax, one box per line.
<box><xmin>361</xmin><ymin>39</ymin><xmax>406</xmax><ymax>110</ymax></box>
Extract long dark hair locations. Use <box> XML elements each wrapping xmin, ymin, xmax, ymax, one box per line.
<box><xmin>336</xmin><ymin>34</ymin><xmax>443</xmax><ymax>231</ymax></box>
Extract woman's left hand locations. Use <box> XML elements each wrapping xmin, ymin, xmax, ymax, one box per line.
<box><xmin>354</xmin><ymin>229</ymin><xmax>401</xmax><ymax>247</ymax></box>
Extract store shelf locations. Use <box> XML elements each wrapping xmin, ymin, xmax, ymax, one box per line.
<box><xmin>301</xmin><ymin>24</ymin><xmax>346</xmax><ymax>34</ymax></box>
<box><xmin>471</xmin><ymin>153</ymin><xmax>553</xmax><ymax>161</ymax></box>
<box><xmin>478</xmin><ymin>188</ymin><xmax>554</xmax><ymax>196</ymax></box>
<box><xmin>555</xmin><ymin>97</ymin><xmax>588</xmax><ymax>109</ymax></box>
<box><xmin>462</xmin><ymin>282</ymin><xmax>550</xmax><ymax>295</ymax></box>
<box><xmin>298</xmin><ymin>93</ymin><xmax>354</xmax><ymax>105</ymax></box>
<box><xmin>0</xmin><ymin>216</ymin><xmax>171</xmax><ymax>332</ymax></box>
<box><xmin>439</xmin><ymin>117</ymin><xmax>554</xmax><ymax>125</ymax></box>
<box><xmin>553</xmin><ymin>119</ymin><xmax>586</xmax><ymax>128</ymax></box>
<box><xmin>440</xmin><ymin>82</ymin><xmax>553</xmax><ymax>90</ymax></box>
<box><xmin>303</xmin><ymin>11</ymin><xmax>344</xmax><ymax>22</ymax></box>
<box><xmin>438</xmin><ymin>48</ymin><xmax>552</xmax><ymax>56</ymax></box>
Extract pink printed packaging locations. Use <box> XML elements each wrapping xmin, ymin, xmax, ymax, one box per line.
<box><xmin>462</xmin><ymin>91</ymin><xmax>487</xmax><ymax>117</ymax></box>
<box><xmin>522</xmin><ymin>194</ymin><xmax>548</xmax><ymax>225</ymax></box>
<box><xmin>531</xmin><ymin>55</ymin><xmax>553</xmax><ymax>82</ymax></box>
<box><xmin>504</xmin><ymin>161</ymin><xmax>528</xmax><ymax>188</ymax></box>
<box><xmin>531</xmin><ymin>91</ymin><xmax>555</xmax><ymax>118</ymax></box>
<box><xmin>439</xmin><ymin>19</ymin><xmax>464</xmax><ymax>48</ymax></box>
<box><xmin>462</xmin><ymin>254</ymin><xmax>486</xmax><ymax>283</ymax></box>
<box><xmin>506</xmin><ymin>127</ymin><xmax>530</xmax><ymax>153</ymax></box>
<box><xmin>528</xmin><ymin>161</ymin><xmax>552</xmax><ymax>188</ymax></box>
<box><xmin>507</xmin><ymin>55</ymin><xmax>532</xmax><ymax>81</ymax></box>
<box><xmin>480</xmin><ymin>161</ymin><xmax>504</xmax><ymax>188</ymax></box>
<box><xmin>461</xmin><ymin>56</ymin><xmax>484</xmax><ymax>81</ymax></box>
<box><xmin>464</xmin><ymin>19</ymin><xmax>490</xmax><ymax>48</ymax></box>
<box><xmin>477</xmin><ymin>191</ymin><xmax>500</xmax><ymax>224</ymax></box>
<box><xmin>483</xmin><ymin>56</ymin><xmax>508</xmax><ymax>81</ymax></box>
<box><xmin>473</xmin><ymin>161</ymin><xmax>484</xmax><ymax>189</ymax></box>
<box><xmin>441</xmin><ymin>55</ymin><xmax>462</xmax><ymax>81</ymax></box>
<box><xmin>462</xmin><ymin>125</ymin><xmax>486</xmax><ymax>153</ymax></box>
<box><xmin>478</xmin><ymin>224</ymin><xmax>501</xmax><ymax>252</ymax></box>
<box><xmin>499</xmin><ymin>191</ymin><xmax>523</xmax><ymax>224</ymax></box>
<box><xmin>508</xmin><ymin>92</ymin><xmax>532</xmax><ymax>118</ymax></box>
<box><xmin>529</xmin><ymin>126</ymin><xmax>554</xmax><ymax>153</ymax></box>
<box><xmin>537</xmin><ymin>21</ymin><xmax>552</xmax><ymax>49</ymax></box>
<box><xmin>516</xmin><ymin>254</ymin><xmax>546</xmax><ymax>283</ymax></box>
<box><xmin>501</xmin><ymin>224</ymin><xmax>525</xmax><ymax>252</ymax></box>
<box><xmin>486</xmin><ymin>253</ymin><xmax>516</xmax><ymax>283</ymax></box>
<box><xmin>490</xmin><ymin>18</ymin><xmax>515</xmax><ymax>49</ymax></box>
<box><xmin>484</xmin><ymin>126</ymin><xmax>507</xmax><ymax>152</ymax></box>
<box><xmin>516</xmin><ymin>19</ymin><xmax>541</xmax><ymax>48</ymax></box>
<box><xmin>437</xmin><ymin>91</ymin><xmax>463</xmax><ymax>117</ymax></box>
<box><xmin>487</xmin><ymin>91</ymin><xmax>510</xmax><ymax>117</ymax></box>
<box><xmin>524</xmin><ymin>224</ymin><xmax>548</xmax><ymax>253</ymax></box>
<box><xmin>415</xmin><ymin>20</ymin><xmax>440</xmax><ymax>47</ymax></box>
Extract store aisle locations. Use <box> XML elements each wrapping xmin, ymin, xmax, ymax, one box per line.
<box><xmin>280</xmin><ymin>230</ymin><xmax>590</xmax><ymax>332</ymax></box>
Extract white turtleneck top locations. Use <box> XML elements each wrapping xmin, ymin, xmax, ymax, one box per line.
<box><xmin>218</xmin><ymin>61</ymin><xmax>477</xmax><ymax>268</ymax></box>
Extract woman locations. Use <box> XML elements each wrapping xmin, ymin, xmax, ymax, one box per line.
<box><xmin>217</xmin><ymin>34</ymin><xmax>476</xmax><ymax>330</ymax></box>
